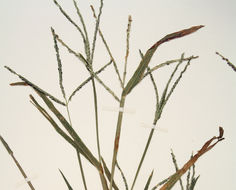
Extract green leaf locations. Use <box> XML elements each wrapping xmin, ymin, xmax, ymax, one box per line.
<box><xmin>59</xmin><ymin>169</ymin><xmax>74</xmax><ymax>190</ymax></box>
<box><xmin>144</xmin><ymin>170</ymin><xmax>154</xmax><ymax>190</ymax></box>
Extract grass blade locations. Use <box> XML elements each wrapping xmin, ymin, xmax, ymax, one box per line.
<box><xmin>123</xmin><ymin>25</ymin><xmax>204</xmax><ymax>96</ymax></box>
<box><xmin>59</xmin><ymin>169</ymin><xmax>74</xmax><ymax>190</ymax></box>
<box><xmin>144</xmin><ymin>170</ymin><xmax>154</xmax><ymax>190</ymax></box>
<box><xmin>170</xmin><ymin>149</ymin><xmax>184</xmax><ymax>190</ymax></box>
<box><xmin>130</xmin><ymin>51</ymin><xmax>159</xmax><ymax>190</ymax></box>
<box><xmin>159</xmin><ymin>127</ymin><xmax>224</xmax><ymax>190</ymax></box>
<box><xmin>151</xmin><ymin>177</ymin><xmax>170</xmax><ymax>190</ymax></box>
<box><xmin>35</xmin><ymin>90</ymin><xmax>100</xmax><ymax>168</ymax></box>
<box><xmin>5</xmin><ymin>66</ymin><xmax>66</xmax><ymax>106</ymax></box>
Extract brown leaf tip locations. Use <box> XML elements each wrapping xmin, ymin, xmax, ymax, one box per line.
<box><xmin>218</xmin><ymin>126</ymin><xmax>224</xmax><ymax>139</ymax></box>
<box><xmin>10</xmin><ymin>82</ymin><xmax>28</xmax><ymax>86</ymax></box>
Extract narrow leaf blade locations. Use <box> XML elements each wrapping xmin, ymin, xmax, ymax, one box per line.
<box><xmin>59</xmin><ymin>169</ymin><xmax>74</xmax><ymax>190</ymax></box>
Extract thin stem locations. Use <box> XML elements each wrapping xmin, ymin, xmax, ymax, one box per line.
<box><xmin>54</xmin><ymin>34</ymin><xmax>120</xmax><ymax>102</ymax></box>
<box><xmin>77</xmin><ymin>150</ymin><xmax>88</xmax><ymax>190</ymax></box>
<box><xmin>91</xmin><ymin>77</ymin><xmax>102</xmax><ymax>163</ymax></box>
<box><xmin>109</xmin><ymin>95</ymin><xmax>126</xmax><ymax>190</ymax></box>
<box><xmin>131</xmin><ymin>129</ymin><xmax>155</xmax><ymax>190</ymax></box>
<box><xmin>90</xmin><ymin>5</ymin><xmax>124</xmax><ymax>88</ymax></box>
<box><xmin>69</xmin><ymin>60</ymin><xmax>112</xmax><ymax>101</ymax></box>
<box><xmin>90</xmin><ymin>0</ymin><xmax>104</xmax><ymax>64</ymax></box>
<box><xmin>52</xmin><ymin>25</ymin><xmax>88</xmax><ymax>189</ymax></box>
<box><xmin>143</xmin><ymin>56</ymin><xmax>198</xmax><ymax>79</ymax></box>
<box><xmin>53</xmin><ymin>0</ymin><xmax>88</xmax><ymax>55</ymax></box>
<box><xmin>0</xmin><ymin>136</ymin><xmax>36</xmax><ymax>190</ymax></box>
<box><xmin>102</xmin><ymin>158</ymin><xmax>119</xmax><ymax>190</ymax></box>
<box><xmin>66</xmin><ymin>101</ymin><xmax>88</xmax><ymax>190</ymax></box>
<box><xmin>116</xmin><ymin>161</ymin><xmax>128</xmax><ymax>190</ymax></box>
<box><xmin>130</xmin><ymin>52</ymin><xmax>160</xmax><ymax>190</ymax></box>
<box><xmin>72</xmin><ymin>0</ymin><xmax>91</xmax><ymax>59</ymax></box>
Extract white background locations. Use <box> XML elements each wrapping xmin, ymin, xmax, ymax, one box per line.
<box><xmin>1</xmin><ymin>0</ymin><xmax>235</xmax><ymax>189</ymax></box>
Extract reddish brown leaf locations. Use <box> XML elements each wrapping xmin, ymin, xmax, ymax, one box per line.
<box><xmin>150</xmin><ymin>25</ymin><xmax>204</xmax><ymax>50</ymax></box>
<box><xmin>160</xmin><ymin>127</ymin><xmax>224</xmax><ymax>190</ymax></box>
<box><xmin>10</xmin><ymin>82</ymin><xmax>28</xmax><ymax>86</ymax></box>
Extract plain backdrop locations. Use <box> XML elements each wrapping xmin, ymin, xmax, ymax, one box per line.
<box><xmin>1</xmin><ymin>0</ymin><xmax>236</xmax><ymax>189</ymax></box>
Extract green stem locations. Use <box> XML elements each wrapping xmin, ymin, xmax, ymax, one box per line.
<box><xmin>77</xmin><ymin>150</ymin><xmax>88</xmax><ymax>190</ymax></box>
<box><xmin>131</xmin><ymin>128</ymin><xmax>155</xmax><ymax>190</ymax></box>
<box><xmin>65</xmin><ymin>101</ymin><xmax>88</xmax><ymax>190</ymax></box>
<box><xmin>0</xmin><ymin>136</ymin><xmax>36</xmax><ymax>190</ymax></box>
<box><xmin>109</xmin><ymin>94</ymin><xmax>126</xmax><ymax>190</ymax></box>
<box><xmin>91</xmin><ymin>77</ymin><xmax>102</xmax><ymax>163</ymax></box>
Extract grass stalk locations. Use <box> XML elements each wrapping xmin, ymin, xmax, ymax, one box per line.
<box><xmin>109</xmin><ymin>94</ymin><xmax>126</xmax><ymax>190</ymax></box>
<box><xmin>143</xmin><ymin>55</ymin><xmax>198</xmax><ymax>79</ymax></box>
<box><xmin>72</xmin><ymin>0</ymin><xmax>91</xmax><ymax>59</ymax></box>
<box><xmin>52</xmin><ymin>25</ymin><xmax>88</xmax><ymax>189</ymax></box>
<box><xmin>90</xmin><ymin>5</ymin><xmax>124</xmax><ymax>88</ymax></box>
<box><xmin>116</xmin><ymin>161</ymin><xmax>128</xmax><ymax>190</ymax></box>
<box><xmin>101</xmin><ymin>158</ymin><xmax>119</xmax><ymax>190</ymax></box>
<box><xmin>53</xmin><ymin>0</ymin><xmax>88</xmax><ymax>56</ymax></box>
<box><xmin>54</xmin><ymin>33</ymin><xmax>120</xmax><ymax>102</ymax></box>
<box><xmin>76</xmin><ymin>150</ymin><xmax>88</xmax><ymax>190</ymax></box>
<box><xmin>0</xmin><ymin>136</ymin><xmax>36</xmax><ymax>190</ymax></box>
<box><xmin>69</xmin><ymin>60</ymin><xmax>112</xmax><ymax>101</ymax></box>
<box><xmin>91</xmin><ymin>78</ymin><xmax>102</xmax><ymax>162</ymax></box>
<box><xmin>90</xmin><ymin>0</ymin><xmax>104</xmax><ymax>64</ymax></box>
<box><xmin>130</xmin><ymin>51</ymin><xmax>159</xmax><ymax>190</ymax></box>
<box><xmin>130</xmin><ymin>128</ymin><xmax>155</xmax><ymax>190</ymax></box>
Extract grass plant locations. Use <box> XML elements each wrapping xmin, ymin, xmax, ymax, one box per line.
<box><xmin>2</xmin><ymin>0</ymin><xmax>225</xmax><ymax>189</ymax></box>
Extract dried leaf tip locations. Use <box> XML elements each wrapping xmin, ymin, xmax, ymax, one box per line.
<box><xmin>10</xmin><ymin>82</ymin><xmax>28</xmax><ymax>86</ymax></box>
<box><xmin>150</xmin><ymin>25</ymin><xmax>204</xmax><ymax>50</ymax></box>
<box><xmin>218</xmin><ymin>127</ymin><xmax>224</xmax><ymax>139</ymax></box>
<box><xmin>128</xmin><ymin>15</ymin><xmax>132</xmax><ymax>22</ymax></box>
